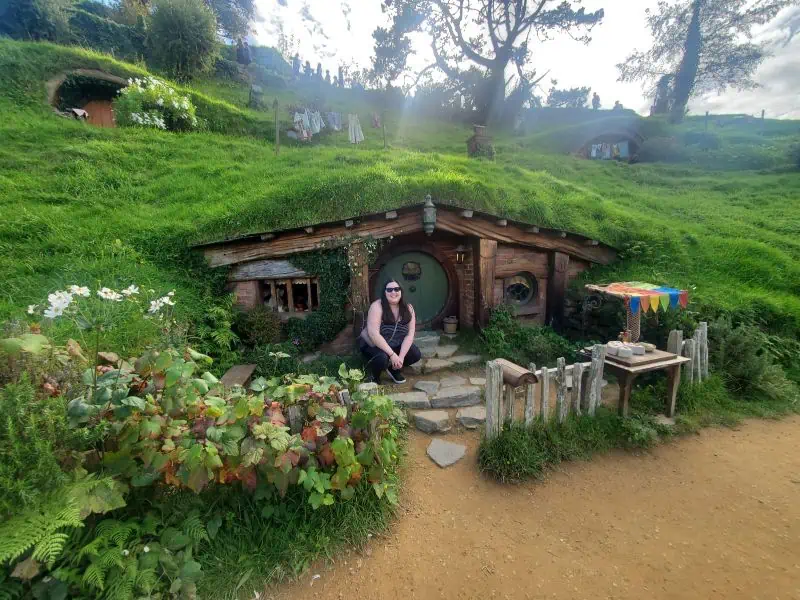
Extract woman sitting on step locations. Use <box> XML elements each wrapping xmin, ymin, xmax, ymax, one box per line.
<box><xmin>359</xmin><ymin>279</ymin><xmax>421</xmax><ymax>384</ymax></box>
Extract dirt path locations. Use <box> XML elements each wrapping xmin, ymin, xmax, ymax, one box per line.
<box><xmin>272</xmin><ymin>417</ymin><xmax>800</xmax><ymax>600</ymax></box>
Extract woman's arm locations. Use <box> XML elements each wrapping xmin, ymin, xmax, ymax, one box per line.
<box><xmin>397</xmin><ymin>304</ymin><xmax>416</xmax><ymax>361</ymax></box>
<box><xmin>366</xmin><ymin>301</ymin><xmax>396</xmax><ymax>357</ymax></box>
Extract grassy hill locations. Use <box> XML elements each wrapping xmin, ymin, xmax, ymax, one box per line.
<box><xmin>2</xmin><ymin>39</ymin><xmax>799</xmax><ymax>355</ymax></box>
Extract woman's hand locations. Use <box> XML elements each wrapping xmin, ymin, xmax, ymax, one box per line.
<box><xmin>390</xmin><ymin>353</ymin><xmax>404</xmax><ymax>370</ymax></box>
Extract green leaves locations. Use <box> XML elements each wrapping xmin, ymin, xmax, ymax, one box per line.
<box><xmin>0</xmin><ymin>333</ymin><xmax>50</xmax><ymax>356</ymax></box>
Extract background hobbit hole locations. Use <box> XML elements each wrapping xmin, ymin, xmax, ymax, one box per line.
<box><xmin>48</xmin><ymin>69</ymin><xmax>127</xmax><ymax>127</ymax></box>
<box><xmin>195</xmin><ymin>200</ymin><xmax>616</xmax><ymax>349</ymax></box>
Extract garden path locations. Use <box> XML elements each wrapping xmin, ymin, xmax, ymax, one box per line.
<box><xmin>271</xmin><ymin>415</ymin><xmax>800</xmax><ymax>600</ymax></box>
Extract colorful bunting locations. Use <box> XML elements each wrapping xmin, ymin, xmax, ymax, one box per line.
<box><xmin>659</xmin><ymin>294</ymin><xmax>669</xmax><ymax>311</ymax></box>
<box><xmin>679</xmin><ymin>291</ymin><xmax>689</xmax><ymax>308</ymax></box>
<box><xmin>585</xmin><ymin>281</ymin><xmax>690</xmax><ymax>315</ymax></box>
<box><xmin>629</xmin><ymin>296</ymin><xmax>640</xmax><ymax>314</ymax></box>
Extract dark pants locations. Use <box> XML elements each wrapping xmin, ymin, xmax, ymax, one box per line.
<box><xmin>359</xmin><ymin>340</ymin><xmax>421</xmax><ymax>382</ymax></box>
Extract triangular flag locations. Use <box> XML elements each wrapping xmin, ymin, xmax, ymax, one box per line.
<box><xmin>640</xmin><ymin>295</ymin><xmax>650</xmax><ymax>313</ymax></box>
<box><xmin>659</xmin><ymin>295</ymin><xmax>669</xmax><ymax>311</ymax></box>
<box><xmin>669</xmin><ymin>291</ymin><xmax>679</xmax><ymax>309</ymax></box>
<box><xmin>679</xmin><ymin>291</ymin><xmax>689</xmax><ymax>308</ymax></box>
<box><xmin>630</xmin><ymin>296</ymin><xmax>640</xmax><ymax>314</ymax></box>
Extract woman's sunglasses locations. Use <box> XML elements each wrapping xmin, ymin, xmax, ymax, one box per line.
<box><xmin>385</xmin><ymin>287</ymin><xmax>402</xmax><ymax>293</ymax></box>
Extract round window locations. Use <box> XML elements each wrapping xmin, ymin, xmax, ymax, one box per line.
<box><xmin>505</xmin><ymin>273</ymin><xmax>537</xmax><ymax>306</ymax></box>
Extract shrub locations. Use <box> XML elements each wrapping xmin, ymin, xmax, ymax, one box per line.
<box><xmin>480</xmin><ymin>305</ymin><xmax>574</xmax><ymax>367</ymax></box>
<box><xmin>683</xmin><ymin>130</ymin><xmax>721</xmax><ymax>150</ymax></box>
<box><xmin>237</xmin><ymin>304</ymin><xmax>281</xmax><ymax>347</ymax></box>
<box><xmin>147</xmin><ymin>0</ymin><xmax>219</xmax><ymax>81</ymax></box>
<box><xmin>790</xmin><ymin>143</ymin><xmax>800</xmax><ymax>170</ymax></box>
<box><xmin>0</xmin><ymin>0</ymin><xmax>71</xmax><ymax>42</ymax></box>
<box><xmin>214</xmin><ymin>57</ymin><xmax>240</xmax><ymax>80</ymax></box>
<box><xmin>68</xmin><ymin>7</ymin><xmax>146</xmax><ymax>61</ymax></box>
<box><xmin>637</xmin><ymin>136</ymin><xmax>689</xmax><ymax>163</ymax></box>
<box><xmin>114</xmin><ymin>75</ymin><xmax>199</xmax><ymax>131</ymax></box>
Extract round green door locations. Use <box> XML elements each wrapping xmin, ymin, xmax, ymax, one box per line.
<box><xmin>374</xmin><ymin>251</ymin><xmax>449</xmax><ymax>324</ymax></box>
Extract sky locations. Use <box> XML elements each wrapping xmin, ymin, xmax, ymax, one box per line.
<box><xmin>251</xmin><ymin>0</ymin><xmax>800</xmax><ymax>118</ymax></box>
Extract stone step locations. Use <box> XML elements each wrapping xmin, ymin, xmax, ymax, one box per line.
<box><xmin>435</xmin><ymin>344</ymin><xmax>459</xmax><ymax>359</ymax></box>
<box><xmin>430</xmin><ymin>385</ymin><xmax>482</xmax><ymax>408</ymax></box>
<box><xmin>469</xmin><ymin>377</ymin><xmax>486</xmax><ymax>386</ymax></box>
<box><xmin>414</xmin><ymin>410</ymin><xmax>451</xmax><ymax>434</ymax></box>
<box><xmin>426</xmin><ymin>438</ymin><xmax>466</xmax><ymax>468</ymax></box>
<box><xmin>439</xmin><ymin>375</ymin><xmax>467</xmax><ymax>388</ymax></box>
<box><xmin>448</xmin><ymin>354</ymin><xmax>481</xmax><ymax>366</ymax></box>
<box><xmin>423</xmin><ymin>358</ymin><xmax>454</xmax><ymax>374</ymax></box>
<box><xmin>413</xmin><ymin>380</ymin><xmax>440</xmax><ymax>395</ymax></box>
<box><xmin>456</xmin><ymin>405</ymin><xmax>486</xmax><ymax>429</ymax></box>
<box><xmin>388</xmin><ymin>391</ymin><xmax>430</xmax><ymax>410</ymax></box>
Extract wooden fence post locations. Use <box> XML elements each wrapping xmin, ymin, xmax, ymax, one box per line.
<box><xmin>556</xmin><ymin>358</ymin><xmax>567</xmax><ymax>423</ymax></box>
<box><xmin>485</xmin><ymin>361</ymin><xmax>503</xmax><ymax>439</ymax></box>
<box><xmin>539</xmin><ymin>365</ymin><xmax>550</xmax><ymax>421</ymax></box>
<box><xmin>684</xmin><ymin>339</ymin><xmax>695</xmax><ymax>384</ymax></box>
<box><xmin>587</xmin><ymin>344</ymin><xmax>607</xmax><ymax>416</ymax></box>
<box><xmin>525</xmin><ymin>362</ymin><xmax>536</xmax><ymax>425</ymax></box>
<box><xmin>667</xmin><ymin>329</ymin><xmax>683</xmax><ymax>356</ymax></box>
<box><xmin>572</xmin><ymin>362</ymin><xmax>583</xmax><ymax>416</ymax></box>
<box><xmin>699</xmin><ymin>321</ymin><xmax>709</xmax><ymax>379</ymax></box>
<box><xmin>503</xmin><ymin>384</ymin><xmax>515</xmax><ymax>424</ymax></box>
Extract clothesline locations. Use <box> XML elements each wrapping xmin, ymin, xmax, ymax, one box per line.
<box><xmin>286</xmin><ymin>109</ymin><xmax>364</xmax><ymax>144</ymax></box>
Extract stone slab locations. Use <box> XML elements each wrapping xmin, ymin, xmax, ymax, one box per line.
<box><xmin>414</xmin><ymin>410</ymin><xmax>451</xmax><ymax>434</ymax></box>
<box><xmin>448</xmin><ymin>354</ymin><xmax>481</xmax><ymax>365</ymax></box>
<box><xmin>424</xmin><ymin>358</ymin><xmax>454</xmax><ymax>374</ymax></box>
<box><xmin>435</xmin><ymin>345</ymin><xmax>459</xmax><ymax>359</ymax></box>
<box><xmin>389</xmin><ymin>391</ymin><xmax>430</xmax><ymax>410</ymax></box>
<box><xmin>410</xmin><ymin>361</ymin><xmax>425</xmax><ymax>375</ymax></box>
<box><xmin>426</xmin><ymin>438</ymin><xmax>466</xmax><ymax>467</ymax></box>
<box><xmin>413</xmin><ymin>380</ymin><xmax>440</xmax><ymax>395</ymax></box>
<box><xmin>415</xmin><ymin>331</ymin><xmax>440</xmax><ymax>342</ymax></box>
<box><xmin>439</xmin><ymin>375</ymin><xmax>468</xmax><ymax>388</ymax></box>
<box><xmin>456</xmin><ymin>405</ymin><xmax>486</xmax><ymax>429</ymax></box>
<box><xmin>469</xmin><ymin>377</ymin><xmax>486</xmax><ymax>386</ymax></box>
<box><xmin>430</xmin><ymin>385</ymin><xmax>481</xmax><ymax>408</ymax></box>
<box><xmin>357</xmin><ymin>382</ymin><xmax>379</xmax><ymax>395</ymax></box>
<box><xmin>421</xmin><ymin>346</ymin><xmax>438</xmax><ymax>359</ymax></box>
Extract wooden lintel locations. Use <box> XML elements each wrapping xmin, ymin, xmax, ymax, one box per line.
<box><xmin>460</xmin><ymin>209</ymin><xmax>474</xmax><ymax>218</ymax></box>
<box><xmin>203</xmin><ymin>211</ymin><xmax>424</xmax><ymax>267</ymax></box>
<box><xmin>493</xmin><ymin>358</ymin><xmax>538</xmax><ymax>387</ymax></box>
<box><xmin>435</xmin><ymin>211</ymin><xmax>615</xmax><ymax>264</ymax></box>
<box><xmin>260</xmin><ymin>233</ymin><xmax>275</xmax><ymax>241</ymax></box>
<box><xmin>304</xmin><ymin>227</ymin><xmax>314</xmax><ymax>234</ymax></box>
<box><xmin>344</xmin><ymin>219</ymin><xmax>354</xmax><ymax>228</ymax></box>
<box><xmin>385</xmin><ymin>211</ymin><xmax>398</xmax><ymax>220</ymax></box>
<box><xmin>497</xmin><ymin>219</ymin><xmax>508</xmax><ymax>227</ymax></box>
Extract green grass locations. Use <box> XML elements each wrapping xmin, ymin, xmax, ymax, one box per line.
<box><xmin>1</xmin><ymin>39</ymin><xmax>800</xmax><ymax>351</ymax></box>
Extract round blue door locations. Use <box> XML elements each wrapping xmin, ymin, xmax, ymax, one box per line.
<box><xmin>374</xmin><ymin>251</ymin><xmax>449</xmax><ymax>323</ymax></box>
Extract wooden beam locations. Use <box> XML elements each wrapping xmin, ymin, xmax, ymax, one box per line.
<box><xmin>286</xmin><ymin>280</ymin><xmax>294</xmax><ymax>313</ymax></box>
<box><xmin>546</xmin><ymin>251</ymin><xmax>570</xmax><ymax>331</ymax></box>
<box><xmin>494</xmin><ymin>358</ymin><xmax>538</xmax><ymax>387</ymax></box>
<box><xmin>435</xmin><ymin>210</ymin><xmax>615</xmax><ymax>265</ymax></box>
<box><xmin>473</xmin><ymin>238</ymin><xmax>497</xmax><ymax>328</ymax></box>
<box><xmin>202</xmin><ymin>212</ymin><xmax>423</xmax><ymax>267</ymax></box>
<box><xmin>227</xmin><ymin>259</ymin><xmax>307</xmax><ymax>282</ymax></box>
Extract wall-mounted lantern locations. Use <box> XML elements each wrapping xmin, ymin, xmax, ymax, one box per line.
<box><xmin>455</xmin><ymin>244</ymin><xmax>466</xmax><ymax>264</ymax></box>
<box><xmin>422</xmin><ymin>194</ymin><xmax>436</xmax><ymax>236</ymax></box>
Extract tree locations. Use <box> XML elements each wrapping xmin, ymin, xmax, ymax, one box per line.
<box><xmin>147</xmin><ymin>0</ymin><xmax>219</xmax><ymax>80</ymax></box>
<box><xmin>207</xmin><ymin>0</ymin><xmax>255</xmax><ymax>39</ymax></box>
<box><xmin>375</xmin><ymin>0</ymin><xmax>604</xmax><ymax>123</ymax></box>
<box><xmin>546</xmin><ymin>82</ymin><xmax>590</xmax><ymax>108</ymax></box>
<box><xmin>617</xmin><ymin>0</ymin><xmax>794</xmax><ymax>123</ymax></box>
<box><xmin>0</xmin><ymin>0</ymin><xmax>71</xmax><ymax>41</ymax></box>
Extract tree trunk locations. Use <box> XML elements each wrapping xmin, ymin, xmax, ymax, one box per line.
<box><xmin>477</xmin><ymin>59</ymin><xmax>510</xmax><ymax>125</ymax></box>
<box><xmin>670</xmin><ymin>0</ymin><xmax>703</xmax><ymax>123</ymax></box>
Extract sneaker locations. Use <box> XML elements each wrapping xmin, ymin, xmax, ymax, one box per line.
<box><xmin>385</xmin><ymin>368</ymin><xmax>406</xmax><ymax>384</ymax></box>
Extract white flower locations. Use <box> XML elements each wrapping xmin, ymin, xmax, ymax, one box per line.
<box><xmin>121</xmin><ymin>285</ymin><xmax>140</xmax><ymax>296</ymax></box>
<box><xmin>69</xmin><ymin>285</ymin><xmax>90</xmax><ymax>297</ymax></box>
<box><xmin>97</xmin><ymin>287</ymin><xmax>123</xmax><ymax>302</ymax></box>
<box><xmin>148</xmin><ymin>299</ymin><xmax>164</xmax><ymax>314</ymax></box>
<box><xmin>167</xmin><ymin>291</ymin><xmax>174</xmax><ymax>296</ymax></box>
<box><xmin>156</xmin><ymin>97</ymin><xmax>164</xmax><ymax>106</ymax></box>
<box><xmin>27</xmin><ymin>304</ymin><xmax>38</xmax><ymax>314</ymax></box>
<box><xmin>143</xmin><ymin>545</ymin><xmax>150</xmax><ymax>553</ymax></box>
<box><xmin>44</xmin><ymin>305</ymin><xmax>64</xmax><ymax>319</ymax></box>
<box><xmin>122</xmin><ymin>549</ymin><xmax>130</xmax><ymax>557</ymax></box>
<box><xmin>47</xmin><ymin>291</ymin><xmax>73</xmax><ymax>310</ymax></box>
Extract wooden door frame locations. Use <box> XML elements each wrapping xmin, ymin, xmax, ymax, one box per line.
<box><xmin>369</xmin><ymin>241</ymin><xmax>459</xmax><ymax>329</ymax></box>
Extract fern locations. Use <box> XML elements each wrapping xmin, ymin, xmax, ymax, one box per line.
<box><xmin>82</xmin><ymin>562</ymin><xmax>106</xmax><ymax>591</ymax></box>
<box><xmin>182</xmin><ymin>512</ymin><xmax>209</xmax><ymax>544</ymax></box>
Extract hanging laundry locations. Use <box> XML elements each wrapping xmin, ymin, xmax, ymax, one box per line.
<box><xmin>309</xmin><ymin>111</ymin><xmax>325</xmax><ymax>134</ymax></box>
<box><xmin>326</xmin><ymin>112</ymin><xmax>342</xmax><ymax>131</ymax></box>
<box><xmin>292</xmin><ymin>112</ymin><xmax>311</xmax><ymax>141</ymax></box>
<box><xmin>371</xmin><ymin>112</ymin><xmax>381</xmax><ymax>128</ymax></box>
<box><xmin>348</xmin><ymin>113</ymin><xmax>364</xmax><ymax>144</ymax></box>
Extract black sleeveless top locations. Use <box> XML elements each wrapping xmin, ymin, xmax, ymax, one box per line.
<box><xmin>379</xmin><ymin>317</ymin><xmax>410</xmax><ymax>346</ymax></box>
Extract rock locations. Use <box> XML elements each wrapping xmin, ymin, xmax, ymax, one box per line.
<box><xmin>410</xmin><ymin>361</ymin><xmax>425</xmax><ymax>375</ymax></box>
<box><xmin>426</xmin><ymin>438</ymin><xmax>466</xmax><ymax>467</ymax></box>
<box><xmin>357</xmin><ymin>382</ymin><xmax>379</xmax><ymax>394</ymax></box>
<box><xmin>389</xmin><ymin>392</ymin><xmax>430</xmax><ymax>410</ymax></box>
<box><xmin>430</xmin><ymin>385</ymin><xmax>481</xmax><ymax>408</ymax></box>
<box><xmin>413</xmin><ymin>380</ymin><xmax>440</xmax><ymax>395</ymax></box>
<box><xmin>469</xmin><ymin>377</ymin><xmax>486</xmax><ymax>386</ymax></box>
<box><xmin>301</xmin><ymin>351</ymin><xmax>321</xmax><ymax>364</ymax></box>
<box><xmin>435</xmin><ymin>345</ymin><xmax>459</xmax><ymax>359</ymax></box>
<box><xmin>423</xmin><ymin>358</ymin><xmax>454</xmax><ymax>373</ymax></box>
<box><xmin>439</xmin><ymin>375</ymin><xmax>468</xmax><ymax>388</ymax></box>
<box><xmin>421</xmin><ymin>346</ymin><xmax>438</xmax><ymax>359</ymax></box>
<box><xmin>97</xmin><ymin>351</ymin><xmax>120</xmax><ymax>365</ymax></box>
<box><xmin>448</xmin><ymin>354</ymin><xmax>481</xmax><ymax>365</ymax></box>
<box><xmin>414</xmin><ymin>410</ymin><xmax>451</xmax><ymax>434</ymax></box>
<box><xmin>456</xmin><ymin>405</ymin><xmax>486</xmax><ymax>429</ymax></box>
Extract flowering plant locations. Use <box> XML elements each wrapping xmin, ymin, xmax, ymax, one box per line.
<box><xmin>113</xmin><ymin>77</ymin><xmax>199</xmax><ymax>131</ymax></box>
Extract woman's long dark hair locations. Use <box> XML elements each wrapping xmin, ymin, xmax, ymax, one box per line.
<box><xmin>380</xmin><ymin>278</ymin><xmax>412</xmax><ymax>324</ymax></box>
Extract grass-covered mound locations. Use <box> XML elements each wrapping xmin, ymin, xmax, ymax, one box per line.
<box><xmin>1</xmin><ymin>39</ymin><xmax>799</xmax><ymax>349</ymax></box>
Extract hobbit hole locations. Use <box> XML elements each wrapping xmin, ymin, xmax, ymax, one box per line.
<box><xmin>47</xmin><ymin>69</ymin><xmax>127</xmax><ymax>128</ymax></box>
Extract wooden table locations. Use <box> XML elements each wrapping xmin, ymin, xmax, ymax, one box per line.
<box><xmin>583</xmin><ymin>348</ymin><xmax>690</xmax><ymax>417</ymax></box>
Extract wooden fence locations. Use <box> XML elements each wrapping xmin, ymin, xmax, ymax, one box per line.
<box><xmin>484</xmin><ymin>323</ymin><xmax>710</xmax><ymax>439</ymax></box>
